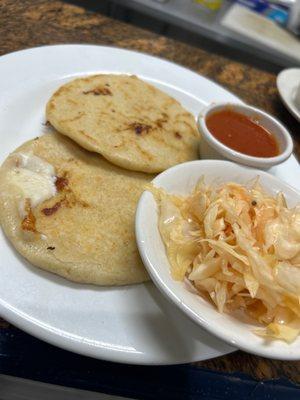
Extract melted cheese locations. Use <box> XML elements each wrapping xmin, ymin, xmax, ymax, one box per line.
<box><xmin>7</xmin><ymin>152</ymin><xmax>57</xmax><ymax>216</ymax></box>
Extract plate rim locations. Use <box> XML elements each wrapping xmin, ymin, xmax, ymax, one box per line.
<box><xmin>0</xmin><ymin>281</ymin><xmax>236</xmax><ymax>365</ymax></box>
<box><xmin>0</xmin><ymin>43</ymin><xmax>283</xmax><ymax>365</ymax></box>
<box><xmin>0</xmin><ymin>43</ymin><xmax>241</xmax><ymax>103</ymax></box>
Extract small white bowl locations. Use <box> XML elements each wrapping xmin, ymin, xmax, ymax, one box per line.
<box><xmin>136</xmin><ymin>160</ymin><xmax>300</xmax><ymax>360</ymax></box>
<box><xmin>198</xmin><ymin>102</ymin><xmax>294</xmax><ymax>169</ymax></box>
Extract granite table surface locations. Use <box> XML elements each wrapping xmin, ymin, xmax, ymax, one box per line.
<box><xmin>0</xmin><ymin>0</ymin><xmax>300</xmax><ymax>396</ymax></box>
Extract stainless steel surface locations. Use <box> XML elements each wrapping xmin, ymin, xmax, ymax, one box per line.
<box><xmin>112</xmin><ymin>0</ymin><xmax>300</xmax><ymax>67</ymax></box>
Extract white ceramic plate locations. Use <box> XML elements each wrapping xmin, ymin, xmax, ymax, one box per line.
<box><xmin>136</xmin><ymin>160</ymin><xmax>300</xmax><ymax>360</ymax></box>
<box><xmin>277</xmin><ymin>68</ymin><xmax>300</xmax><ymax>122</ymax></box>
<box><xmin>0</xmin><ymin>45</ymin><xmax>298</xmax><ymax>365</ymax></box>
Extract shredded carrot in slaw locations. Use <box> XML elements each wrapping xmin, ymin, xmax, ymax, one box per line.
<box><xmin>153</xmin><ymin>178</ymin><xmax>300</xmax><ymax>343</ymax></box>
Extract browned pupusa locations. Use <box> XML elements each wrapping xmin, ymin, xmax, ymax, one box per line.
<box><xmin>46</xmin><ymin>74</ymin><xmax>200</xmax><ymax>173</ymax></box>
<box><xmin>0</xmin><ymin>132</ymin><xmax>151</xmax><ymax>285</ymax></box>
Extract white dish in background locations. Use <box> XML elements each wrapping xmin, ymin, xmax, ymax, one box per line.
<box><xmin>136</xmin><ymin>160</ymin><xmax>300</xmax><ymax>360</ymax></box>
<box><xmin>198</xmin><ymin>102</ymin><xmax>293</xmax><ymax>169</ymax></box>
<box><xmin>0</xmin><ymin>44</ymin><xmax>298</xmax><ymax>365</ymax></box>
<box><xmin>277</xmin><ymin>68</ymin><xmax>300</xmax><ymax>122</ymax></box>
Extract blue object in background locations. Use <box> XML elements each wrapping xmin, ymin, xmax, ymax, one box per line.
<box><xmin>265</xmin><ymin>5</ymin><xmax>289</xmax><ymax>25</ymax></box>
<box><xmin>235</xmin><ymin>0</ymin><xmax>289</xmax><ymax>25</ymax></box>
<box><xmin>236</xmin><ymin>0</ymin><xmax>269</xmax><ymax>12</ymax></box>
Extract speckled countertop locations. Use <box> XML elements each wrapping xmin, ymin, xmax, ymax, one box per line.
<box><xmin>0</xmin><ymin>0</ymin><xmax>300</xmax><ymax>389</ymax></box>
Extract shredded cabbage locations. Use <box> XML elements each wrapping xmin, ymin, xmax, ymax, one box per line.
<box><xmin>153</xmin><ymin>179</ymin><xmax>300</xmax><ymax>343</ymax></box>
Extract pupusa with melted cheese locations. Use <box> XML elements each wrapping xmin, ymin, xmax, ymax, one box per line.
<box><xmin>0</xmin><ymin>132</ymin><xmax>151</xmax><ymax>285</ymax></box>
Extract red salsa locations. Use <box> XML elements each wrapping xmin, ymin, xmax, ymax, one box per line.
<box><xmin>206</xmin><ymin>109</ymin><xmax>280</xmax><ymax>158</ymax></box>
